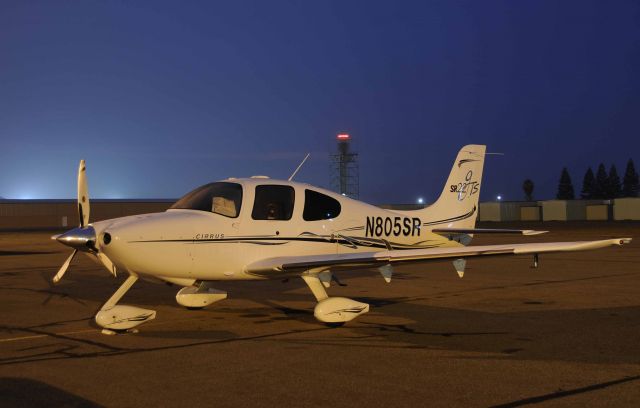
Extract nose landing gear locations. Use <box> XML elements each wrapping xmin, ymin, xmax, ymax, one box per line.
<box><xmin>95</xmin><ymin>274</ymin><xmax>156</xmax><ymax>335</ymax></box>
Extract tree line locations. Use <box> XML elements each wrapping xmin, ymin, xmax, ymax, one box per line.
<box><xmin>522</xmin><ymin>159</ymin><xmax>639</xmax><ymax>200</ymax></box>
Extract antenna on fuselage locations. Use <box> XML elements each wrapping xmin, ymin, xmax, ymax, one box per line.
<box><xmin>288</xmin><ymin>153</ymin><xmax>310</xmax><ymax>181</ymax></box>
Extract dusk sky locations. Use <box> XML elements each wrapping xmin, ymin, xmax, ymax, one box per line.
<box><xmin>1</xmin><ymin>1</ymin><xmax>639</xmax><ymax>204</ymax></box>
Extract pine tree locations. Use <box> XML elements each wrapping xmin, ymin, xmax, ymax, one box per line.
<box><xmin>522</xmin><ymin>179</ymin><xmax>534</xmax><ymax>201</ymax></box>
<box><xmin>556</xmin><ymin>167</ymin><xmax>575</xmax><ymax>200</ymax></box>
<box><xmin>594</xmin><ymin>163</ymin><xmax>608</xmax><ymax>199</ymax></box>
<box><xmin>622</xmin><ymin>159</ymin><xmax>639</xmax><ymax>197</ymax></box>
<box><xmin>607</xmin><ymin>165</ymin><xmax>622</xmax><ymax>199</ymax></box>
<box><xmin>581</xmin><ymin>167</ymin><xmax>595</xmax><ymax>199</ymax></box>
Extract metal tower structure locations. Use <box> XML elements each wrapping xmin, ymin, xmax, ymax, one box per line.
<box><xmin>330</xmin><ymin>133</ymin><xmax>359</xmax><ymax>198</ymax></box>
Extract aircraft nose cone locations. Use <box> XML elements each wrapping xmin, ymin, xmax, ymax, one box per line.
<box><xmin>55</xmin><ymin>226</ymin><xmax>97</xmax><ymax>252</ymax></box>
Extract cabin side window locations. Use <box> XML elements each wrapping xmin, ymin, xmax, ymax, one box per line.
<box><xmin>303</xmin><ymin>189</ymin><xmax>341</xmax><ymax>221</ymax></box>
<box><xmin>251</xmin><ymin>185</ymin><xmax>295</xmax><ymax>220</ymax></box>
<box><xmin>170</xmin><ymin>182</ymin><xmax>243</xmax><ymax>218</ymax></box>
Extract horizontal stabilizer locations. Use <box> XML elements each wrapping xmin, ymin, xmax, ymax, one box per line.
<box><xmin>432</xmin><ymin>228</ymin><xmax>548</xmax><ymax>236</ymax></box>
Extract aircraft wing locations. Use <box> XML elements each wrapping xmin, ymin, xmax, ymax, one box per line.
<box><xmin>245</xmin><ymin>238</ymin><xmax>632</xmax><ymax>277</ymax></box>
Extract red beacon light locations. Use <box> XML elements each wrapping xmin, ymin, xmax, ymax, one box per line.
<box><xmin>337</xmin><ymin>133</ymin><xmax>350</xmax><ymax>140</ymax></box>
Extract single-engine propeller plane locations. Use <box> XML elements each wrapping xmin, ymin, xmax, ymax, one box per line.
<box><xmin>52</xmin><ymin>145</ymin><xmax>632</xmax><ymax>334</ymax></box>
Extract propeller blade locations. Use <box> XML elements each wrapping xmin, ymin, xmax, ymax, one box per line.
<box><xmin>53</xmin><ymin>249</ymin><xmax>78</xmax><ymax>284</ymax></box>
<box><xmin>78</xmin><ymin>159</ymin><xmax>90</xmax><ymax>227</ymax></box>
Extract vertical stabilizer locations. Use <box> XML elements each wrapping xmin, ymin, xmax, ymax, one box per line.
<box><xmin>420</xmin><ymin>145</ymin><xmax>486</xmax><ymax>228</ymax></box>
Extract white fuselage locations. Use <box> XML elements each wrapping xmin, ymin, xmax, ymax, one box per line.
<box><xmin>93</xmin><ymin>178</ymin><xmax>460</xmax><ymax>285</ymax></box>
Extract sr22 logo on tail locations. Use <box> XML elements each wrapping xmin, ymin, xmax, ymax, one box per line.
<box><xmin>450</xmin><ymin>170</ymin><xmax>480</xmax><ymax>201</ymax></box>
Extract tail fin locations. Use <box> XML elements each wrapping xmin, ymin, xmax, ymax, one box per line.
<box><xmin>419</xmin><ymin>145</ymin><xmax>486</xmax><ymax>228</ymax></box>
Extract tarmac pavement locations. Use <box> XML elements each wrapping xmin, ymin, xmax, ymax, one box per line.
<box><xmin>1</xmin><ymin>222</ymin><xmax>639</xmax><ymax>407</ymax></box>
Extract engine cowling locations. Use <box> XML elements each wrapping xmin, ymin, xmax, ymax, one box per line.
<box><xmin>314</xmin><ymin>297</ymin><xmax>369</xmax><ymax>323</ymax></box>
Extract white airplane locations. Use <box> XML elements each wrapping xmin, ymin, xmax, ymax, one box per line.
<box><xmin>52</xmin><ymin>145</ymin><xmax>631</xmax><ymax>334</ymax></box>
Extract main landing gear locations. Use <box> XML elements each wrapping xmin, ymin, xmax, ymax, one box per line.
<box><xmin>301</xmin><ymin>272</ymin><xmax>369</xmax><ymax>326</ymax></box>
<box><xmin>95</xmin><ymin>271</ymin><xmax>367</xmax><ymax>333</ymax></box>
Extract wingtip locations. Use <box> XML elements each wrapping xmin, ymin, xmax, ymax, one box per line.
<box><xmin>617</xmin><ymin>238</ymin><xmax>632</xmax><ymax>245</ymax></box>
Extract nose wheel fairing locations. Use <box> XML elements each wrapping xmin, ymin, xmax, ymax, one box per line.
<box><xmin>96</xmin><ymin>306</ymin><xmax>156</xmax><ymax>334</ymax></box>
<box><xmin>95</xmin><ymin>274</ymin><xmax>156</xmax><ymax>334</ymax></box>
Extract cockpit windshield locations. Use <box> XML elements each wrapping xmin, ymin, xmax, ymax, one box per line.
<box><xmin>170</xmin><ymin>182</ymin><xmax>243</xmax><ymax>218</ymax></box>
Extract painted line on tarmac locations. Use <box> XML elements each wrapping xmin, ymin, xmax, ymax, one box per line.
<box><xmin>0</xmin><ymin>329</ymin><xmax>96</xmax><ymax>343</ymax></box>
<box><xmin>0</xmin><ymin>334</ymin><xmax>49</xmax><ymax>342</ymax></box>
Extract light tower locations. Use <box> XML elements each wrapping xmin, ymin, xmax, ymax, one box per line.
<box><xmin>330</xmin><ymin>133</ymin><xmax>359</xmax><ymax>198</ymax></box>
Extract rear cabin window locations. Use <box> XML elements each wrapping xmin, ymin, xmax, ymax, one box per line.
<box><xmin>303</xmin><ymin>189</ymin><xmax>341</xmax><ymax>221</ymax></box>
<box><xmin>252</xmin><ymin>185</ymin><xmax>295</xmax><ymax>220</ymax></box>
<box><xmin>170</xmin><ymin>182</ymin><xmax>243</xmax><ymax>218</ymax></box>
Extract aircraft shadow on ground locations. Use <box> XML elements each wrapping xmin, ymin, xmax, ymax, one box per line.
<box><xmin>0</xmin><ymin>377</ymin><xmax>104</xmax><ymax>408</ymax></box>
<box><xmin>1</xmin><ymin>299</ymin><xmax>639</xmax><ymax>369</ymax></box>
<box><xmin>2</xmin><ymin>261</ymin><xmax>639</xmax><ymax>368</ymax></box>
<box><xmin>490</xmin><ymin>375</ymin><xmax>640</xmax><ymax>407</ymax></box>
<box><xmin>249</xmin><ymin>295</ymin><xmax>640</xmax><ymax>366</ymax></box>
